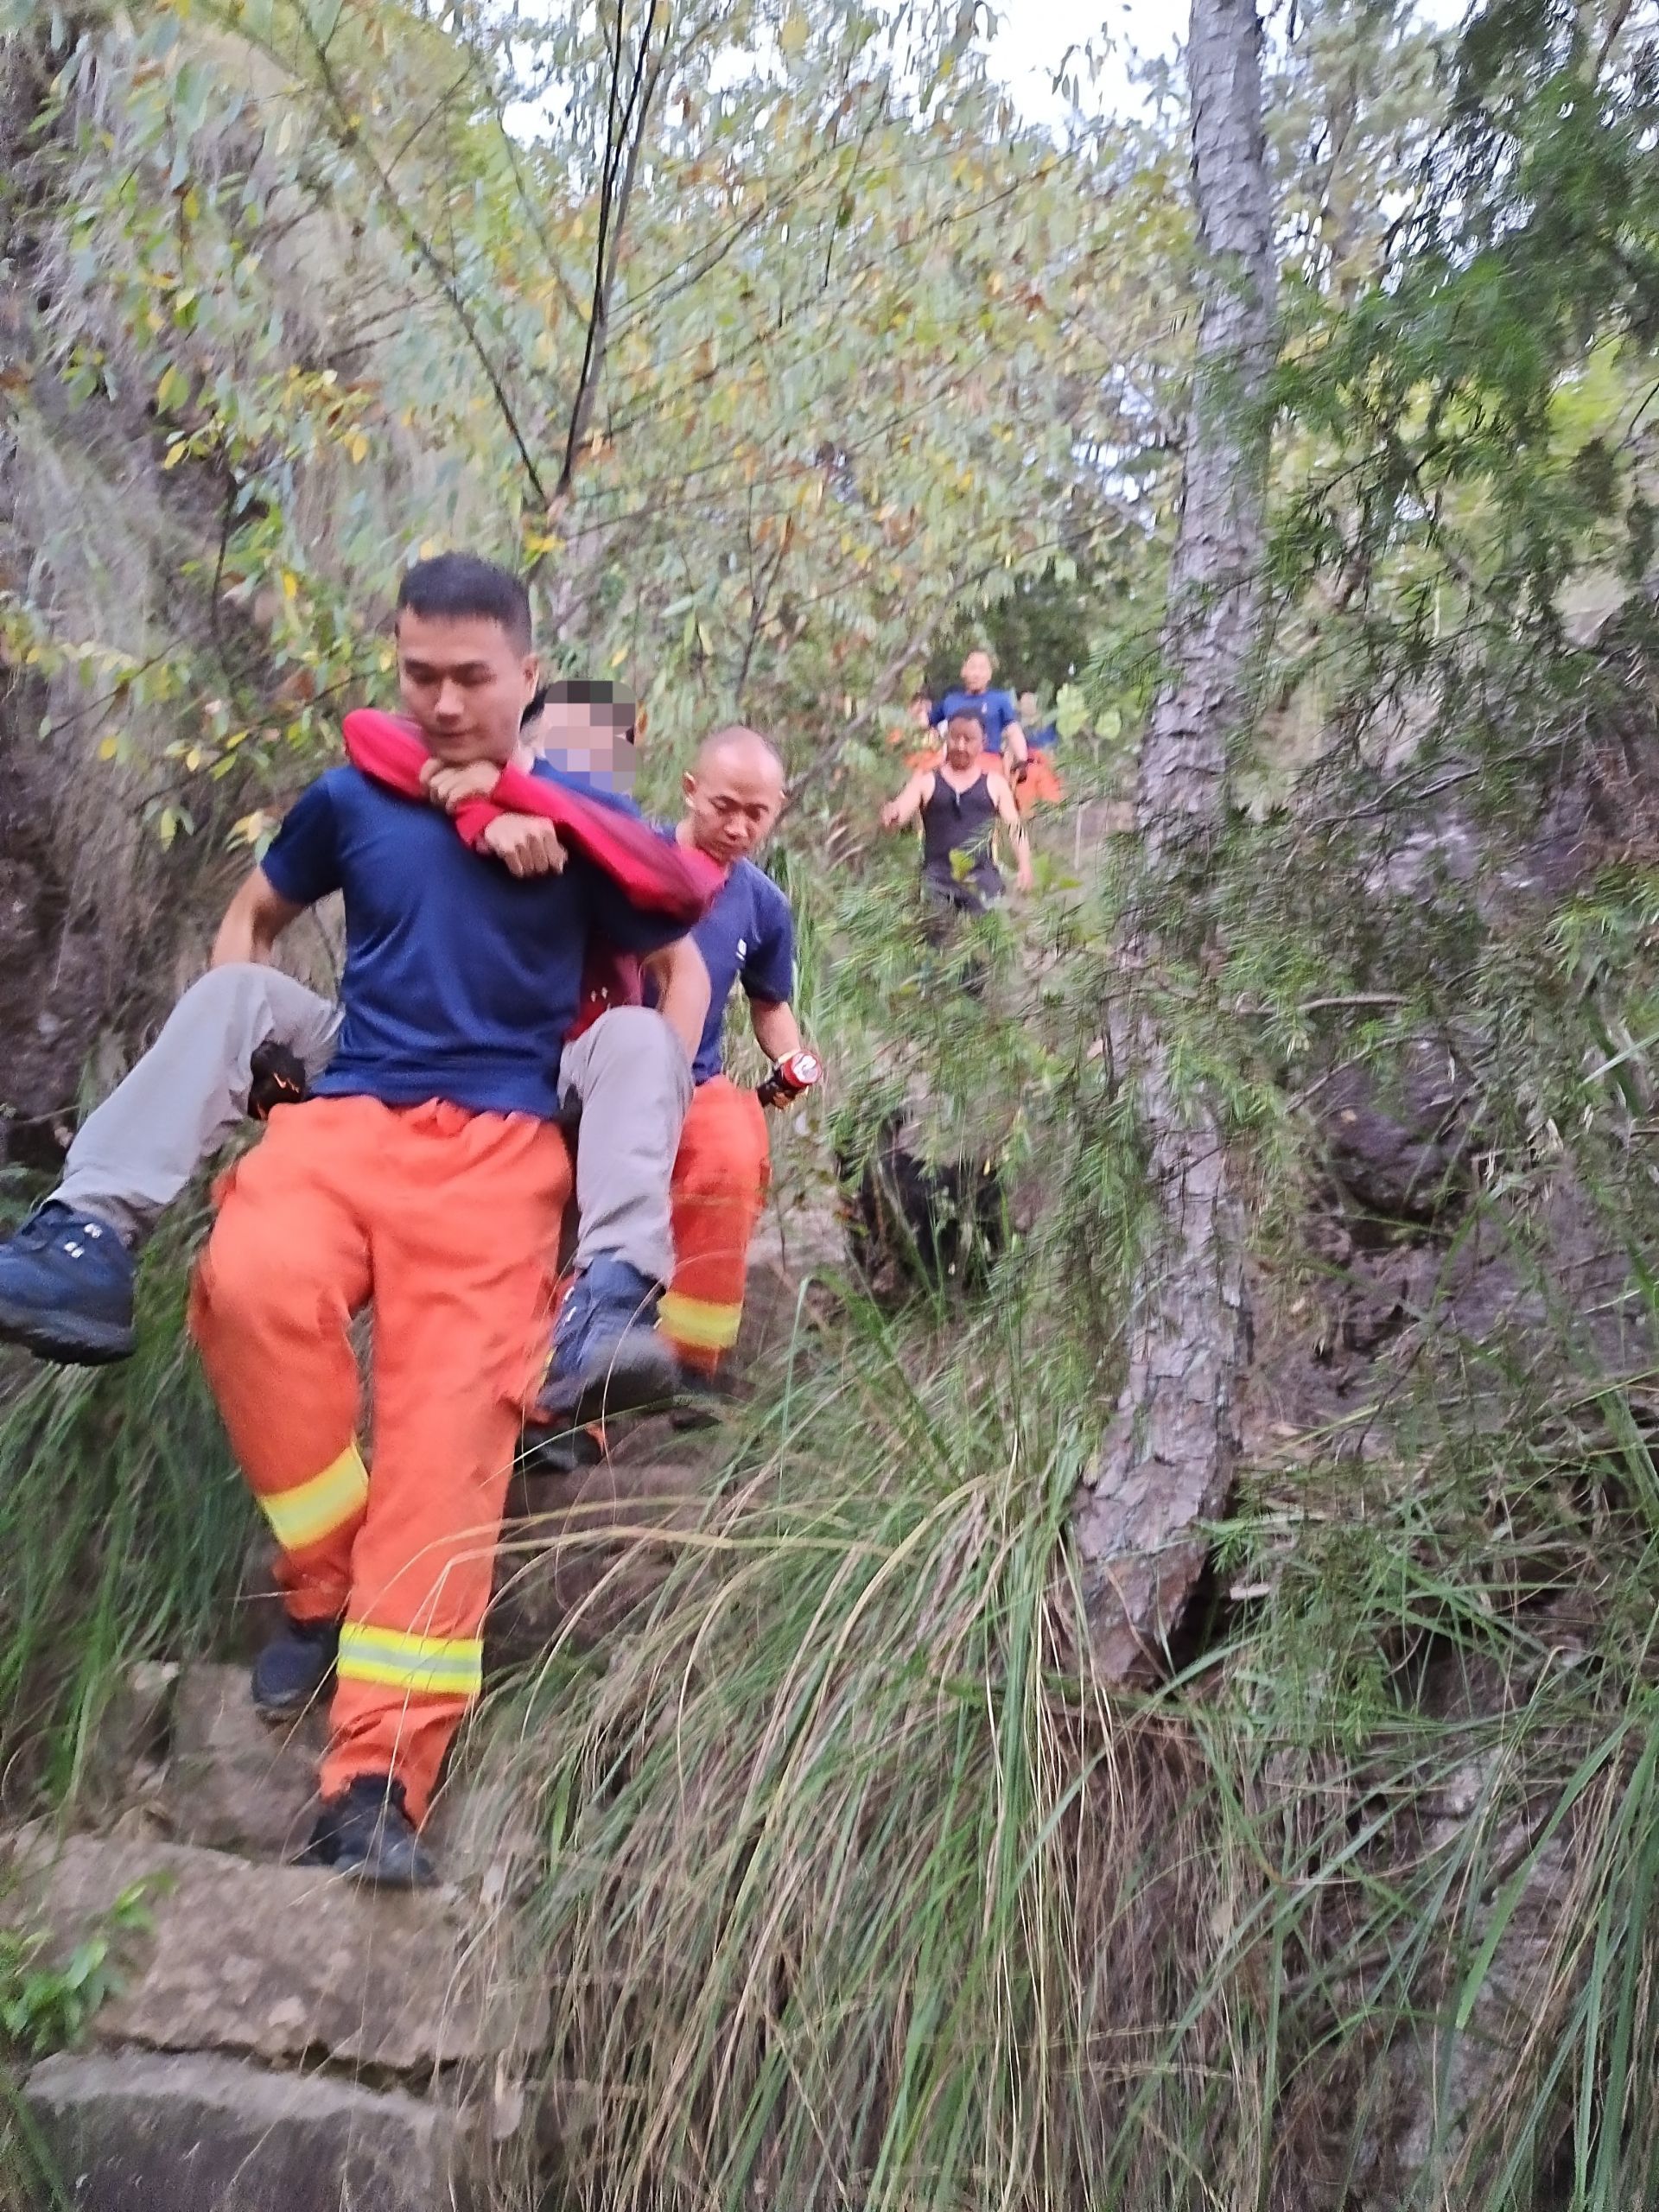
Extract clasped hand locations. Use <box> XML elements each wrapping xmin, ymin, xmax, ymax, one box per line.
<box><xmin>419</xmin><ymin>758</ymin><xmax>567</xmax><ymax>878</ymax></box>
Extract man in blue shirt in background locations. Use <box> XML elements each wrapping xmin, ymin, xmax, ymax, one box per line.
<box><xmin>650</xmin><ymin>728</ymin><xmax>809</xmax><ymax>1400</ymax></box>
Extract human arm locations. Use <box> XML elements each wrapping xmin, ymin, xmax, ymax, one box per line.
<box><xmin>642</xmin><ymin>937</ymin><xmax>711</xmax><ymax>1063</ymax></box>
<box><xmin>342</xmin><ymin>710</ymin><xmax>720</xmax><ymax>924</ymax></box>
<box><xmin>479</xmin><ymin>813</ymin><xmax>568</xmax><ymax>878</ymax></box>
<box><xmin>212</xmin><ymin>776</ymin><xmax>339</xmax><ymax>964</ymax></box>
<box><xmin>741</xmin><ymin>881</ymin><xmax>812</xmax><ymax>1088</ymax></box>
<box><xmin>880</xmin><ymin>771</ymin><xmax>933</xmax><ymax>830</ymax></box>
<box><xmin>419</xmin><ymin>761</ymin><xmax>569</xmax><ymax>877</ymax></box>
<box><xmin>750</xmin><ymin>998</ymin><xmax>803</xmax><ymax>1060</ymax></box>
<box><xmin>1001</xmin><ymin>718</ymin><xmax>1029</xmax><ymax>770</ymax></box>
<box><xmin>423</xmin><ymin>759</ymin><xmax>506</xmax><ymax>813</ymax></box>
<box><xmin>210</xmin><ymin>867</ymin><xmax>307</xmax><ymax>967</ymax></box>
<box><xmin>989</xmin><ymin>774</ymin><xmax>1033</xmax><ymax>892</ymax></box>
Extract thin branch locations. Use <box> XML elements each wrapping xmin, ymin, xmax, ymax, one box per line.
<box><xmin>781</xmin><ymin>621</ymin><xmax>931</xmax><ymax>814</ymax></box>
<box><xmin>296</xmin><ymin>6</ymin><xmax>550</xmax><ymax>509</ymax></box>
<box><xmin>556</xmin><ymin>0</ymin><xmax>665</xmax><ymax>500</ymax></box>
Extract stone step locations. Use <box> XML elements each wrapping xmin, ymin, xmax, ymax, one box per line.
<box><xmin>153</xmin><ymin>1664</ymin><xmax>324</xmax><ymax>1861</ymax></box>
<box><xmin>137</xmin><ymin>1665</ymin><xmax>529</xmax><ymax>1903</ymax></box>
<box><xmin>4</xmin><ymin>1831</ymin><xmax>544</xmax><ymax>2075</ymax></box>
<box><xmin>23</xmin><ymin>2050</ymin><xmax>472</xmax><ymax>2212</ymax></box>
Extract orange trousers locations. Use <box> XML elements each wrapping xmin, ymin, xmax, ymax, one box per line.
<box><xmin>191</xmin><ymin>1096</ymin><xmax>569</xmax><ymax>1822</ymax></box>
<box><xmin>1013</xmin><ymin>753</ymin><xmax>1063</xmax><ymax>815</ymax></box>
<box><xmin>658</xmin><ymin>1076</ymin><xmax>771</xmax><ymax>1377</ymax></box>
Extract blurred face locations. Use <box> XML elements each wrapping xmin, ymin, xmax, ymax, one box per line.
<box><xmin>682</xmin><ymin>747</ymin><xmax>785</xmax><ymax>866</ymax></box>
<box><xmin>527</xmin><ymin>697</ymin><xmax>637</xmax><ymax>793</ymax></box>
<box><xmin>944</xmin><ymin>714</ymin><xmax>985</xmax><ymax>770</ymax></box>
<box><xmin>960</xmin><ymin>651</ymin><xmax>993</xmax><ymax>694</ymax></box>
<box><xmin>397</xmin><ymin>609</ymin><xmax>537</xmax><ymax>766</ymax></box>
<box><xmin>908</xmin><ymin>696</ymin><xmax>933</xmax><ymax>729</ymax></box>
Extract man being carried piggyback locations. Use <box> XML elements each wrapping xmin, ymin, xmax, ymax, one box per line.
<box><xmin>931</xmin><ymin>648</ymin><xmax>1027</xmax><ymax>772</ymax></box>
<box><xmin>0</xmin><ymin>672</ymin><xmax>715</xmax><ymax>1418</ymax></box>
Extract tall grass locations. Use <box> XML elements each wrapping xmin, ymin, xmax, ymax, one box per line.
<box><xmin>0</xmin><ymin>1193</ymin><xmax>254</xmax><ymax>1813</ymax></box>
<box><xmin>465</xmin><ymin>1213</ymin><xmax>1659</xmax><ymax>2211</ymax></box>
<box><xmin>484</xmin><ymin>1293</ymin><xmax>1125</xmax><ymax>2210</ymax></box>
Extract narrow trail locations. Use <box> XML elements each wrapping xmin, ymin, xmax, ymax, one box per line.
<box><xmin>8</xmin><ymin>1406</ymin><xmax>729</xmax><ymax>2207</ymax></box>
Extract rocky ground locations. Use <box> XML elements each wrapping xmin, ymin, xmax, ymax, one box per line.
<box><xmin>8</xmin><ymin>1431</ymin><xmax>708</xmax><ymax>2210</ymax></box>
<box><xmin>3</xmin><ymin>1190</ymin><xmax>842</xmax><ymax>2211</ymax></box>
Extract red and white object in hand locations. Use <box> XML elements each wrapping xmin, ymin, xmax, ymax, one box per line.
<box><xmin>755</xmin><ymin>1051</ymin><xmax>822</xmax><ymax>1110</ymax></box>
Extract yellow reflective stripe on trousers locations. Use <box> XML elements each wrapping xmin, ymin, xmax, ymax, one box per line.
<box><xmin>658</xmin><ymin>1291</ymin><xmax>742</xmax><ymax>1352</ymax></box>
<box><xmin>261</xmin><ymin>1442</ymin><xmax>370</xmax><ymax>1552</ymax></box>
<box><xmin>337</xmin><ymin>1623</ymin><xmax>483</xmax><ymax>1700</ymax></box>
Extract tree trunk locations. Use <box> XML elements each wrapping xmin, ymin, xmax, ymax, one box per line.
<box><xmin>1074</xmin><ymin>0</ymin><xmax>1275</xmax><ymax>1680</ymax></box>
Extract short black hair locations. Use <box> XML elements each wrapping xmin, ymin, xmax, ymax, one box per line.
<box><xmin>532</xmin><ymin>676</ymin><xmax>638</xmax><ymax>741</ymax></box>
<box><xmin>946</xmin><ymin>702</ymin><xmax>987</xmax><ymax>729</ymax></box>
<box><xmin>396</xmin><ymin>553</ymin><xmax>531</xmax><ymax>652</ymax></box>
<box><xmin>545</xmin><ymin>678</ymin><xmax>621</xmax><ymax>706</ymax></box>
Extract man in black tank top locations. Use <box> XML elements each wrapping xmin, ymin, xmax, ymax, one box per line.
<box><xmin>880</xmin><ymin>707</ymin><xmax>1033</xmax><ymax>915</ymax></box>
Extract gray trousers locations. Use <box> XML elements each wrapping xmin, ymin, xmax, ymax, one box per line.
<box><xmin>53</xmin><ymin>964</ymin><xmax>690</xmax><ymax>1285</ymax></box>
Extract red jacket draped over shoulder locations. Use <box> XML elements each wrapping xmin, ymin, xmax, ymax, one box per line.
<box><xmin>340</xmin><ymin>709</ymin><xmax>720</xmax><ymax>1036</ymax></box>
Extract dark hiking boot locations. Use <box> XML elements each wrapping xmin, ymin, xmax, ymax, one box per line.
<box><xmin>519</xmin><ymin>1421</ymin><xmax>607</xmax><ymax>1477</ymax></box>
<box><xmin>537</xmin><ymin>1256</ymin><xmax>678</xmax><ymax>1426</ymax></box>
<box><xmin>251</xmin><ymin>1614</ymin><xmax>339</xmax><ymax>1719</ymax></box>
<box><xmin>0</xmin><ymin>1202</ymin><xmax>136</xmax><ymax>1365</ymax></box>
<box><xmin>300</xmin><ymin>1775</ymin><xmax>435</xmax><ymax>1889</ymax></box>
<box><xmin>670</xmin><ymin>1369</ymin><xmax>736</xmax><ymax>1433</ymax></box>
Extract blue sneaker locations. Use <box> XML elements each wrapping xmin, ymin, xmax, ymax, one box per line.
<box><xmin>251</xmin><ymin>1614</ymin><xmax>339</xmax><ymax>1720</ymax></box>
<box><xmin>0</xmin><ymin>1201</ymin><xmax>136</xmax><ymax>1365</ymax></box>
<box><xmin>537</xmin><ymin>1255</ymin><xmax>679</xmax><ymax>1426</ymax></box>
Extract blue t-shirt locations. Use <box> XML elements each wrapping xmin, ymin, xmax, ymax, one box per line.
<box><xmin>932</xmin><ymin>688</ymin><xmax>1021</xmax><ymax>753</ymax></box>
<box><xmin>259</xmin><ymin>763</ymin><xmax>683</xmax><ymax>1120</ymax></box>
<box><xmin>687</xmin><ymin>857</ymin><xmax>795</xmax><ymax>1087</ymax></box>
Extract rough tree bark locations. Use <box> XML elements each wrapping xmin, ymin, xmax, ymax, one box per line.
<box><xmin>1073</xmin><ymin>0</ymin><xmax>1276</xmax><ymax>1680</ymax></box>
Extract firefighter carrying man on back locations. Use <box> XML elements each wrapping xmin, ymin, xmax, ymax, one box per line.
<box><xmin>0</xmin><ymin>562</ymin><xmax>817</xmax><ymax>1885</ymax></box>
<box><xmin>190</xmin><ymin>554</ymin><xmax>706</xmax><ymax>1887</ymax></box>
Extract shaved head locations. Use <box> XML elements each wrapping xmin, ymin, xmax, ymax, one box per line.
<box><xmin>683</xmin><ymin>724</ymin><xmax>785</xmax><ymax>866</ymax></box>
<box><xmin>696</xmin><ymin>724</ymin><xmax>785</xmax><ymax>786</ymax></box>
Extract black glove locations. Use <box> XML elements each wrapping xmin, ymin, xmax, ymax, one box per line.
<box><xmin>247</xmin><ymin>1040</ymin><xmax>309</xmax><ymax>1122</ymax></box>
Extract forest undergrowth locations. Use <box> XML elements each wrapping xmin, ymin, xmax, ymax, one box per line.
<box><xmin>460</xmin><ymin>666</ymin><xmax>1659</xmax><ymax>2209</ymax></box>
<box><xmin>3</xmin><ymin>0</ymin><xmax>1659</xmax><ymax>2200</ymax></box>
<box><xmin>9</xmin><ymin>698</ymin><xmax>1659</xmax><ymax>2207</ymax></box>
